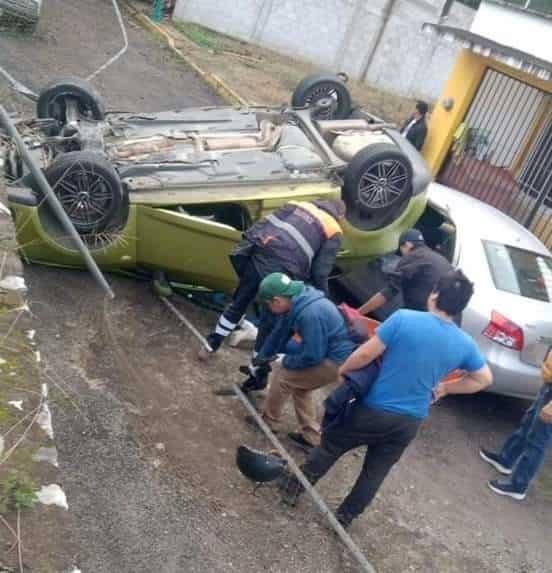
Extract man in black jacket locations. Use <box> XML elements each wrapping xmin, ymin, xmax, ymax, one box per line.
<box><xmin>199</xmin><ymin>199</ymin><xmax>346</xmax><ymax>363</ymax></box>
<box><xmin>358</xmin><ymin>228</ymin><xmax>453</xmax><ymax>316</ymax></box>
<box><xmin>401</xmin><ymin>101</ymin><xmax>429</xmax><ymax>151</ymax></box>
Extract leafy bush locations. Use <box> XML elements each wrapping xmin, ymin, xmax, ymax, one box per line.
<box><xmin>0</xmin><ymin>471</ymin><xmax>37</xmax><ymax>512</ymax></box>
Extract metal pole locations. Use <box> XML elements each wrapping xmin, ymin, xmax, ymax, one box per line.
<box><xmin>87</xmin><ymin>0</ymin><xmax>129</xmax><ymax>82</ymax></box>
<box><xmin>159</xmin><ymin>295</ymin><xmax>376</xmax><ymax>571</ymax></box>
<box><xmin>160</xmin><ymin>296</ymin><xmax>211</xmax><ymax>351</ymax></box>
<box><xmin>0</xmin><ymin>105</ymin><xmax>115</xmax><ymax>299</ymax></box>
<box><xmin>232</xmin><ymin>383</ymin><xmax>377</xmax><ymax>573</ymax></box>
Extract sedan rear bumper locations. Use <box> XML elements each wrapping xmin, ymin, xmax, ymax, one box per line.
<box><xmin>486</xmin><ymin>350</ymin><xmax>543</xmax><ymax>400</ymax></box>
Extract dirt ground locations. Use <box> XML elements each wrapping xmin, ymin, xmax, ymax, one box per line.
<box><xmin>1</xmin><ymin>1</ymin><xmax>552</xmax><ymax>572</ymax></box>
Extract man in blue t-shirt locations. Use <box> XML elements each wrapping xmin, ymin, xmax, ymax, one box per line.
<box><xmin>281</xmin><ymin>269</ymin><xmax>493</xmax><ymax>528</ymax></box>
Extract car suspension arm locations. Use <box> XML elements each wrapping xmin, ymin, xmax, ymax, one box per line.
<box><xmin>0</xmin><ymin>104</ymin><xmax>115</xmax><ymax>299</ymax></box>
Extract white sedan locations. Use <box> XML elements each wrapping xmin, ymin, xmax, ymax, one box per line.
<box><xmin>337</xmin><ymin>183</ymin><xmax>552</xmax><ymax>399</ymax></box>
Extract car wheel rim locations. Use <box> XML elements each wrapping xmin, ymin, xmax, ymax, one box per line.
<box><xmin>53</xmin><ymin>164</ymin><xmax>113</xmax><ymax>230</ymax></box>
<box><xmin>303</xmin><ymin>84</ymin><xmax>340</xmax><ymax>119</ymax></box>
<box><xmin>357</xmin><ymin>159</ymin><xmax>409</xmax><ymax>209</ymax></box>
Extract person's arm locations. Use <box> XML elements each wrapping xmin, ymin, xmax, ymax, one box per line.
<box><xmin>256</xmin><ymin>315</ymin><xmax>292</xmax><ymax>361</ymax></box>
<box><xmin>540</xmin><ymin>400</ymin><xmax>552</xmax><ymax>424</ymax></box>
<box><xmin>358</xmin><ymin>257</ymin><xmax>411</xmax><ymax>316</ymax></box>
<box><xmin>433</xmin><ymin>364</ymin><xmax>493</xmax><ymax>400</ymax></box>
<box><xmin>282</xmin><ymin>312</ymin><xmax>328</xmax><ymax>370</ymax></box>
<box><xmin>358</xmin><ymin>292</ymin><xmax>389</xmax><ymax>316</ymax></box>
<box><xmin>338</xmin><ymin>335</ymin><xmax>386</xmax><ymax>376</ymax></box>
<box><xmin>310</xmin><ymin>235</ymin><xmax>342</xmax><ymax>294</ymax></box>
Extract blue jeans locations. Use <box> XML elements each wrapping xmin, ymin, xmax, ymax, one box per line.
<box><xmin>499</xmin><ymin>385</ymin><xmax>552</xmax><ymax>491</ymax></box>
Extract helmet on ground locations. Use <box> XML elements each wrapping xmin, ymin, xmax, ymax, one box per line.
<box><xmin>236</xmin><ymin>445</ymin><xmax>287</xmax><ymax>483</ymax></box>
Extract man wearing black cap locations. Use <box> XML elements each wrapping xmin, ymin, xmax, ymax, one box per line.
<box><xmin>358</xmin><ymin>228</ymin><xmax>453</xmax><ymax>317</ymax></box>
<box><xmin>199</xmin><ymin>199</ymin><xmax>346</xmax><ymax>363</ymax></box>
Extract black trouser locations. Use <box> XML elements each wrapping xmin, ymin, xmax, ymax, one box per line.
<box><xmin>209</xmin><ymin>262</ymin><xmax>262</xmax><ymax>347</ymax></box>
<box><xmin>302</xmin><ymin>404</ymin><xmax>420</xmax><ymax>522</ymax></box>
<box><xmin>223</xmin><ymin>262</ymin><xmax>262</xmax><ymax>327</ymax></box>
<box><xmin>210</xmin><ymin>261</ymin><xmax>279</xmax><ymax>355</ymax></box>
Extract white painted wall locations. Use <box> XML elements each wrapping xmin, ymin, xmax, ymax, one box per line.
<box><xmin>173</xmin><ymin>0</ymin><xmax>476</xmax><ymax>101</ymax></box>
<box><xmin>471</xmin><ymin>1</ymin><xmax>552</xmax><ymax>64</ymax></box>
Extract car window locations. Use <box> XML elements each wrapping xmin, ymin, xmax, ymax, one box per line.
<box><xmin>483</xmin><ymin>240</ymin><xmax>552</xmax><ymax>302</ymax></box>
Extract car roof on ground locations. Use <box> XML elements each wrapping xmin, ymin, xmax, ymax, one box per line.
<box><xmin>427</xmin><ymin>182</ymin><xmax>551</xmax><ymax>257</ymax></box>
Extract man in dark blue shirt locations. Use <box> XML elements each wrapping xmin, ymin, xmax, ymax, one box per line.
<box><xmin>282</xmin><ymin>269</ymin><xmax>493</xmax><ymax>528</ymax></box>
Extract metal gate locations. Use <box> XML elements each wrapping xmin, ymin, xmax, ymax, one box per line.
<box><xmin>439</xmin><ymin>68</ymin><xmax>552</xmax><ymax>248</ymax></box>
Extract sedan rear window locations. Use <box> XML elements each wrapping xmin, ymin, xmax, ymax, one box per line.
<box><xmin>483</xmin><ymin>241</ymin><xmax>552</xmax><ymax>302</ymax></box>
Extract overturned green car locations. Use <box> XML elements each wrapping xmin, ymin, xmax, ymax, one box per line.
<box><xmin>2</xmin><ymin>75</ymin><xmax>430</xmax><ymax>292</ymax></box>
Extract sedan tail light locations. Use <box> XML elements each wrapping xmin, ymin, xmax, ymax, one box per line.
<box><xmin>483</xmin><ymin>311</ymin><xmax>524</xmax><ymax>351</ymax></box>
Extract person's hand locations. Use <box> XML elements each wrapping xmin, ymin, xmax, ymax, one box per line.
<box><xmin>432</xmin><ymin>382</ymin><xmax>448</xmax><ymax>403</ymax></box>
<box><xmin>540</xmin><ymin>400</ymin><xmax>552</xmax><ymax>424</ymax></box>
<box><xmin>274</xmin><ymin>354</ymin><xmax>285</xmax><ymax>366</ymax></box>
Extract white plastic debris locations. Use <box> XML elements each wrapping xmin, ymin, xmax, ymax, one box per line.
<box><xmin>36</xmin><ymin>484</ymin><xmax>68</xmax><ymax>509</ymax></box>
<box><xmin>228</xmin><ymin>319</ymin><xmax>258</xmax><ymax>348</ymax></box>
<box><xmin>0</xmin><ymin>436</ymin><xmax>4</xmax><ymax>458</ymax></box>
<box><xmin>35</xmin><ymin>350</ymin><xmax>41</xmax><ymax>363</ymax></box>
<box><xmin>0</xmin><ymin>357</ymin><xmax>6</xmax><ymax>365</ymax></box>
<box><xmin>33</xmin><ymin>446</ymin><xmax>59</xmax><ymax>467</ymax></box>
<box><xmin>8</xmin><ymin>400</ymin><xmax>23</xmax><ymax>411</ymax></box>
<box><xmin>0</xmin><ymin>275</ymin><xmax>27</xmax><ymax>292</ymax></box>
<box><xmin>37</xmin><ymin>402</ymin><xmax>54</xmax><ymax>439</ymax></box>
<box><xmin>0</xmin><ymin>201</ymin><xmax>10</xmax><ymax>215</ymax></box>
<box><xmin>26</xmin><ymin>329</ymin><xmax>36</xmax><ymax>340</ymax></box>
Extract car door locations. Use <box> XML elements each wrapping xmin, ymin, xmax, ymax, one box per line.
<box><xmin>137</xmin><ymin>206</ymin><xmax>242</xmax><ymax>292</ymax></box>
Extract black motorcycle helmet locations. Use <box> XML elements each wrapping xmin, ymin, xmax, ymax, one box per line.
<box><xmin>236</xmin><ymin>445</ymin><xmax>287</xmax><ymax>483</ymax></box>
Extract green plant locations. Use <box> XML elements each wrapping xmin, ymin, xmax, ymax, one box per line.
<box><xmin>0</xmin><ymin>471</ymin><xmax>37</xmax><ymax>512</ymax></box>
<box><xmin>173</xmin><ymin>21</ymin><xmax>220</xmax><ymax>50</ymax></box>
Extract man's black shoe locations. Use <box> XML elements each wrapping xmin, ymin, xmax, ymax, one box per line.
<box><xmin>479</xmin><ymin>448</ymin><xmax>512</xmax><ymax>475</ymax></box>
<box><xmin>287</xmin><ymin>432</ymin><xmax>315</xmax><ymax>452</ymax></box>
<box><xmin>335</xmin><ymin>508</ymin><xmax>353</xmax><ymax>530</ymax></box>
<box><xmin>279</xmin><ymin>474</ymin><xmax>305</xmax><ymax>507</ymax></box>
<box><xmin>487</xmin><ymin>480</ymin><xmax>526</xmax><ymax>500</ymax></box>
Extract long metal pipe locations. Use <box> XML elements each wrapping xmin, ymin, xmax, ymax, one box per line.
<box><xmin>0</xmin><ymin>104</ymin><xmax>115</xmax><ymax>299</ymax></box>
<box><xmin>159</xmin><ymin>294</ymin><xmax>376</xmax><ymax>571</ymax></box>
<box><xmin>87</xmin><ymin>0</ymin><xmax>129</xmax><ymax>81</ymax></box>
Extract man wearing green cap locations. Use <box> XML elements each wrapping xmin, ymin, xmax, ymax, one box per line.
<box><xmin>254</xmin><ymin>272</ymin><xmax>356</xmax><ymax>450</ymax></box>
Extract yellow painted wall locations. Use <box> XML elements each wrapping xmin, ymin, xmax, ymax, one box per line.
<box><xmin>422</xmin><ymin>50</ymin><xmax>552</xmax><ymax>176</ymax></box>
<box><xmin>422</xmin><ymin>50</ymin><xmax>487</xmax><ymax>175</ymax></box>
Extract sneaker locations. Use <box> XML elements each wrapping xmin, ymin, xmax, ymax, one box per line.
<box><xmin>335</xmin><ymin>509</ymin><xmax>353</xmax><ymax>530</ymax></box>
<box><xmin>487</xmin><ymin>480</ymin><xmax>526</xmax><ymax>500</ymax></box>
<box><xmin>287</xmin><ymin>432</ymin><xmax>316</xmax><ymax>452</ymax></box>
<box><xmin>279</xmin><ymin>474</ymin><xmax>305</xmax><ymax>507</ymax></box>
<box><xmin>479</xmin><ymin>448</ymin><xmax>512</xmax><ymax>475</ymax></box>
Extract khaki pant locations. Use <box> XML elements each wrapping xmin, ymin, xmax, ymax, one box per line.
<box><xmin>262</xmin><ymin>360</ymin><xmax>340</xmax><ymax>446</ymax></box>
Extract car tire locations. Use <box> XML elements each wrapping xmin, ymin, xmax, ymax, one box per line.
<box><xmin>291</xmin><ymin>74</ymin><xmax>352</xmax><ymax>120</ymax></box>
<box><xmin>39</xmin><ymin>151</ymin><xmax>125</xmax><ymax>235</ymax></box>
<box><xmin>343</xmin><ymin>144</ymin><xmax>413</xmax><ymax>230</ymax></box>
<box><xmin>37</xmin><ymin>77</ymin><xmax>106</xmax><ymax>125</ymax></box>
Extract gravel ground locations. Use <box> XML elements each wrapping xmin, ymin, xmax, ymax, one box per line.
<box><xmin>1</xmin><ymin>2</ymin><xmax>552</xmax><ymax>572</ymax></box>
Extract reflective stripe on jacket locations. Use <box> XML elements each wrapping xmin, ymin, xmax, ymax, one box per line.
<box><xmin>243</xmin><ymin>201</ymin><xmax>342</xmax><ymax>283</ymax></box>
